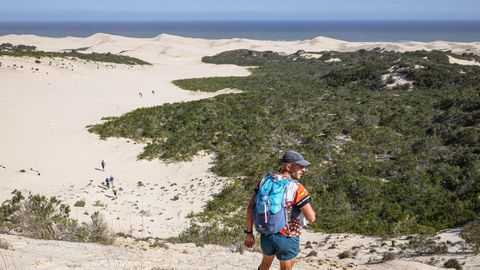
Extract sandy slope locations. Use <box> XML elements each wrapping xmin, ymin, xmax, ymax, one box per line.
<box><xmin>1</xmin><ymin>229</ymin><xmax>479</xmax><ymax>270</ymax></box>
<box><xmin>0</xmin><ymin>34</ymin><xmax>479</xmax><ymax>269</ymax></box>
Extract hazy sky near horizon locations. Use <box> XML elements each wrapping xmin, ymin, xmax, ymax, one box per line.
<box><xmin>0</xmin><ymin>0</ymin><xmax>479</xmax><ymax>21</ymax></box>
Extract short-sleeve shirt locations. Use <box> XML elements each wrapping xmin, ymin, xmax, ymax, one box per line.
<box><xmin>254</xmin><ymin>174</ymin><xmax>311</xmax><ymax>237</ymax></box>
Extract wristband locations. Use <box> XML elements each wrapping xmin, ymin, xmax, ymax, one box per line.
<box><xmin>244</xmin><ymin>229</ymin><xmax>253</xmax><ymax>235</ymax></box>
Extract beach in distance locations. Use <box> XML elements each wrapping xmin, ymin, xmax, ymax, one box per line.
<box><xmin>0</xmin><ymin>33</ymin><xmax>479</xmax><ymax>269</ymax></box>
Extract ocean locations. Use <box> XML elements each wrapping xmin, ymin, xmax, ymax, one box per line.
<box><xmin>0</xmin><ymin>20</ymin><xmax>479</xmax><ymax>42</ymax></box>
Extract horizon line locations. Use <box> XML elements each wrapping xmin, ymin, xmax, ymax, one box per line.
<box><xmin>1</xmin><ymin>19</ymin><xmax>480</xmax><ymax>22</ymax></box>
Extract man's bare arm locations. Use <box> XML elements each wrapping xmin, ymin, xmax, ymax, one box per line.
<box><xmin>300</xmin><ymin>203</ymin><xmax>316</xmax><ymax>222</ymax></box>
<box><xmin>245</xmin><ymin>193</ymin><xmax>256</xmax><ymax>230</ymax></box>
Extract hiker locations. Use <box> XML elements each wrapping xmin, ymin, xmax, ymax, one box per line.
<box><xmin>152</xmin><ymin>90</ymin><xmax>155</xmax><ymax>95</ymax></box>
<box><xmin>101</xmin><ymin>159</ymin><xmax>106</xmax><ymax>171</ymax></box>
<box><xmin>244</xmin><ymin>151</ymin><xmax>316</xmax><ymax>270</ymax></box>
<box><xmin>139</xmin><ymin>91</ymin><xmax>143</xmax><ymax>98</ymax></box>
<box><xmin>109</xmin><ymin>176</ymin><xmax>115</xmax><ymax>187</ymax></box>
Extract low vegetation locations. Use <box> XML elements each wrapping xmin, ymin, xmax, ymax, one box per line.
<box><xmin>444</xmin><ymin>258</ymin><xmax>463</xmax><ymax>270</ymax></box>
<box><xmin>74</xmin><ymin>199</ymin><xmax>86</xmax><ymax>207</ymax></box>
<box><xmin>0</xmin><ymin>190</ymin><xmax>113</xmax><ymax>244</ymax></box>
<box><xmin>405</xmin><ymin>235</ymin><xmax>448</xmax><ymax>255</ymax></box>
<box><xmin>0</xmin><ymin>238</ymin><xmax>9</xmax><ymax>250</ymax></box>
<box><xmin>0</xmin><ymin>43</ymin><xmax>150</xmax><ymax>65</ymax></box>
<box><xmin>460</xmin><ymin>219</ymin><xmax>480</xmax><ymax>253</ymax></box>
<box><xmin>89</xmin><ymin>49</ymin><xmax>480</xmax><ymax>245</ymax></box>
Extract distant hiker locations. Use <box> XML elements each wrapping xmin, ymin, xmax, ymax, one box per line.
<box><xmin>244</xmin><ymin>151</ymin><xmax>315</xmax><ymax>270</ymax></box>
<box><xmin>139</xmin><ymin>91</ymin><xmax>143</xmax><ymax>98</ymax></box>
<box><xmin>101</xmin><ymin>159</ymin><xmax>106</xmax><ymax>171</ymax></box>
<box><xmin>152</xmin><ymin>90</ymin><xmax>155</xmax><ymax>95</ymax></box>
<box><xmin>112</xmin><ymin>187</ymin><xmax>118</xmax><ymax>198</ymax></box>
<box><xmin>109</xmin><ymin>175</ymin><xmax>115</xmax><ymax>187</ymax></box>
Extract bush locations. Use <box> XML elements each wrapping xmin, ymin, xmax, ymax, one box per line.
<box><xmin>338</xmin><ymin>250</ymin><xmax>352</xmax><ymax>259</ymax></box>
<box><xmin>407</xmin><ymin>235</ymin><xmax>448</xmax><ymax>255</ymax></box>
<box><xmin>74</xmin><ymin>199</ymin><xmax>86</xmax><ymax>207</ymax></box>
<box><xmin>460</xmin><ymin>220</ymin><xmax>480</xmax><ymax>253</ymax></box>
<box><xmin>93</xmin><ymin>200</ymin><xmax>104</xmax><ymax>207</ymax></box>
<box><xmin>0</xmin><ymin>191</ymin><xmax>113</xmax><ymax>245</ymax></box>
<box><xmin>9</xmin><ymin>193</ymin><xmax>75</xmax><ymax>240</ymax></box>
<box><xmin>85</xmin><ymin>211</ymin><xmax>114</xmax><ymax>245</ymax></box>
<box><xmin>0</xmin><ymin>238</ymin><xmax>10</xmax><ymax>249</ymax></box>
<box><xmin>444</xmin><ymin>258</ymin><xmax>462</xmax><ymax>270</ymax></box>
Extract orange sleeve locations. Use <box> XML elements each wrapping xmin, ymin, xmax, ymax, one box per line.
<box><xmin>294</xmin><ymin>183</ymin><xmax>310</xmax><ymax>205</ymax></box>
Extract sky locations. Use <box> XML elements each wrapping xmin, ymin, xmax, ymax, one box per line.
<box><xmin>0</xmin><ymin>0</ymin><xmax>479</xmax><ymax>21</ymax></box>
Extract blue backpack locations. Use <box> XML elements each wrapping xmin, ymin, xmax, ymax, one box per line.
<box><xmin>252</xmin><ymin>174</ymin><xmax>291</xmax><ymax>234</ymax></box>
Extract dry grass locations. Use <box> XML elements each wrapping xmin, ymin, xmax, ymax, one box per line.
<box><xmin>0</xmin><ymin>239</ymin><xmax>9</xmax><ymax>250</ymax></box>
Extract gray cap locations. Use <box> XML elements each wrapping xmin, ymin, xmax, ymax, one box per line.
<box><xmin>281</xmin><ymin>151</ymin><xmax>311</xmax><ymax>166</ymax></box>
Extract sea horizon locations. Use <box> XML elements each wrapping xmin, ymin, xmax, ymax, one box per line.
<box><xmin>0</xmin><ymin>20</ymin><xmax>479</xmax><ymax>42</ymax></box>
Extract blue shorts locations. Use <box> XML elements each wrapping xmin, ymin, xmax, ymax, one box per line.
<box><xmin>260</xmin><ymin>233</ymin><xmax>299</xmax><ymax>260</ymax></box>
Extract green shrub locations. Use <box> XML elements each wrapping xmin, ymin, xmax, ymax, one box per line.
<box><xmin>407</xmin><ymin>235</ymin><xmax>448</xmax><ymax>255</ymax></box>
<box><xmin>338</xmin><ymin>250</ymin><xmax>352</xmax><ymax>259</ymax></box>
<box><xmin>460</xmin><ymin>220</ymin><xmax>480</xmax><ymax>253</ymax></box>
<box><xmin>93</xmin><ymin>200</ymin><xmax>104</xmax><ymax>207</ymax></box>
<box><xmin>0</xmin><ymin>191</ymin><xmax>113</xmax><ymax>245</ymax></box>
<box><xmin>0</xmin><ymin>238</ymin><xmax>10</xmax><ymax>250</ymax></box>
<box><xmin>444</xmin><ymin>258</ymin><xmax>462</xmax><ymax>270</ymax></box>
<box><xmin>86</xmin><ymin>211</ymin><xmax>114</xmax><ymax>245</ymax></box>
<box><xmin>74</xmin><ymin>199</ymin><xmax>86</xmax><ymax>207</ymax></box>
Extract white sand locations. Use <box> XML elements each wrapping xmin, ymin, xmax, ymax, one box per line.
<box><xmin>1</xmin><ymin>229</ymin><xmax>479</xmax><ymax>269</ymax></box>
<box><xmin>1</xmin><ymin>33</ymin><xmax>479</xmax><ymax>269</ymax></box>
<box><xmin>448</xmin><ymin>55</ymin><xmax>480</xmax><ymax>66</ymax></box>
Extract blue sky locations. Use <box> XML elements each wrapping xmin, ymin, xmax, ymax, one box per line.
<box><xmin>0</xmin><ymin>0</ymin><xmax>479</xmax><ymax>21</ymax></box>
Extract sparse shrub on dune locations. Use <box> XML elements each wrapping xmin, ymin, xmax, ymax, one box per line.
<box><xmin>406</xmin><ymin>234</ymin><xmax>448</xmax><ymax>255</ymax></box>
<box><xmin>86</xmin><ymin>211</ymin><xmax>114</xmax><ymax>245</ymax></box>
<box><xmin>460</xmin><ymin>220</ymin><xmax>480</xmax><ymax>253</ymax></box>
<box><xmin>0</xmin><ymin>238</ymin><xmax>10</xmax><ymax>250</ymax></box>
<box><xmin>0</xmin><ymin>191</ymin><xmax>113</xmax><ymax>245</ymax></box>
<box><xmin>74</xmin><ymin>199</ymin><xmax>86</xmax><ymax>207</ymax></box>
<box><xmin>444</xmin><ymin>258</ymin><xmax>462</xmax><ymax>270</ymax></box>
<box><xmin>337</xmin><ymin>250</ymin><xmax>352</xmax><ymax>259</ymax></box>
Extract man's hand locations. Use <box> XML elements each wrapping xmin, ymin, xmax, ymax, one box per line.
<box><xmin>244</xmin><ymin>234</ymin><xmax>255</xmax><ymax>248</ymax></box>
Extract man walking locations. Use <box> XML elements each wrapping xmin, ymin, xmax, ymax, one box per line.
<box><xmin>101</xmin><ymin>159</ymin><xmax>106</xmax><ymax>171</ymax></box>
<box><xmin>244</xmin><ymin>151</ymin><xmax>316</xmax><ymax>270</ymax></box>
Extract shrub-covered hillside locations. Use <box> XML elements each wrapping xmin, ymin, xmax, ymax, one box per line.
<box><xmin>89</xmin><ymin>49</ymin><xmax>480</xmax><ymax>244</ymax></box>
<box><xmin>0</xmin><ymin>43</ymin><xmax>150</xmax><ymax>65</ymax></box>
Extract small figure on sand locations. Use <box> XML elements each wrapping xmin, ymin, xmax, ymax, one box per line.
<box><xmin>109</xmin><ymin>175</ymin><xmax>115</xmax><ymax>187</ymax></box>
<box><xmin>101</xmin><ymin>159</ymin><xmax>106</xmax><ymax>171</ymax></box>
<box><xmin>152</xmin><ymin>90</ymin><xmax>155</xmax><ymax>95</ymax></box>
<box><xmin>139</xmin><ymin>91</ymin><xmax>143</xmax><ymax>98</ymax></box>
<box><xmin>105</xmin><ymin>177</ymin><xmax>110</xmax><ymax>188</ymax></box>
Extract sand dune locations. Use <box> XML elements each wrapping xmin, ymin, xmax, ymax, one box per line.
<box><xmin>1</xmin><ymin>34</ymin><xmax>479</xmax><ymax>269</ymax></box>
